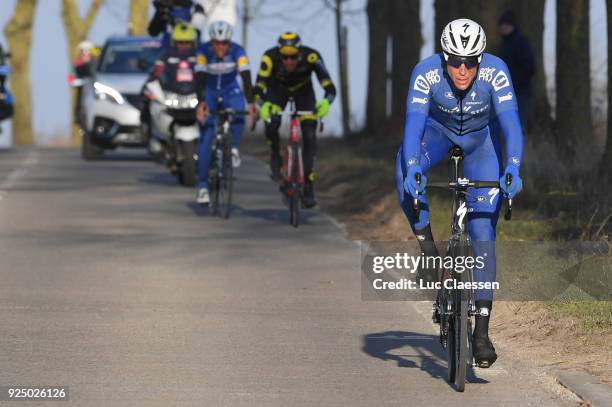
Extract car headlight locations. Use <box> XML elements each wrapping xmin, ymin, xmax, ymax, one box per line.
<box><xmin>94</xmin><ymin>82</ymin><xmax>124</xmax><ymax>105</ymax></box>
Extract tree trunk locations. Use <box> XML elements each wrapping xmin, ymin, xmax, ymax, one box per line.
<box><xmin>4</xmin><ymin>0</ymin><xmax>37</xmax><ymax>145</ymax></box>
<box><xmin>366</xmin><ymin>0</ymin><xmax>390</xmax><ymax>133</ymax></box>
<box><xmin>556</xmin><ymin>0</ymin><xmax>591</xmax><ymax>160</ymax></box>
<box><xmin>130</xmin><ymin>0</ymin><xmax>150</xmax><ymax>35</ymax></box>
<box><xmin>601</xmin><ymin>0</ymin><xmax>612</xmax><ymax>175</ymax></box>
<box><xmin>498</xmin><ymin>0</ymin><xmax>551</xmax><ymax>131</ymax></box>
<box><xmin>61</xmin><ymin>0</ymin><xmax>103</xmax><ymax>146</ymax></box>
<box><xmin>390</xmin><ymin>0</ymin><xmax>421</xmax><ymax>128</ymax></box>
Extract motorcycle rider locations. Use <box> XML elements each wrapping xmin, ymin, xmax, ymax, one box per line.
<box><xmin>194</xmin><ymin>20</ymin><xmax>254</xmax><ymax>205</ymax></box>
<box><xmin>148</xmin><ymin>0</ymin><xmax>205</xmax><ymax>48</ymax></box>
<box><xmin>0</xmin><ymin>43</ymin><xmax>13</xmax><ymax>125</ymax></box>
<box><xmin>253</xmin><ymin>32</ymin><xmax>336</xmax><ymax>208</ymax></box>
<box><xmin>142</xmin><ymin>22</ymin><xmax>198</xmax><ymax>154</ymax></box>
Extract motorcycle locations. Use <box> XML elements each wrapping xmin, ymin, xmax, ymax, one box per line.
<box><xmin>144</xmin><ymin>58</ymin><xmax>199</xmax><ymax>186</ymax></box>
<box><xmin>0</xmin><ymin>48</ymin><xmax>14</xmax><ymax>133</ymax></box>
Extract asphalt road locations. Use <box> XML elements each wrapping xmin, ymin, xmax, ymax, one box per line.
<box><xmin>0</xmin><ymin>148</ymin><xmax>571</xmax><ymax>406</ymax></box>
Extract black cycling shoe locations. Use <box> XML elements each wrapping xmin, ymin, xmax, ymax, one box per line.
<box><xmin>269</xmin><ymin>154</ymin><xmax>282</xmax><ymax>182</ymax></box>
<box><xmin>472</xmin><ymin>335</ymin><xmax>498</xmax><ymax>368</ymax></box>
<box><xmin>302</xmin><ymin>183</ymin><xmax>317</xmax><ymax>208</ymax></box>
<box><xmin>270</xmin><ymin>167</ymin><xmax>282</xmax><ymax>183</ymax></box>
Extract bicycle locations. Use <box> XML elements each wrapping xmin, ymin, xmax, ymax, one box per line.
<box><xmin>277</xmin><ymin>97</ymin><xmax>322</xmax><ymax>228</ymax></box>
<box><xmin>208</xmin><ymin>99</ymin><xmax>248</xmax><ymax>219</ymax></box>
<box><xmin>413</xmin><ymin>146</ymin><xmax>512</xmax><ymax>392</ymax></box>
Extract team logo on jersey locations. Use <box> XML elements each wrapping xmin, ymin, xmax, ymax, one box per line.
<box><xmin>411</xmin><ymin>96</ymin><xmax>428</xmax><ymax>105</ymax></box>
<box><xmin>413</xmin><ymin>74</ymin><xmax>430</xmax><ymax>94</ymax></box>
<box><xmin>444</xmin><ymin>91</ymin><xmax>455</xmax><ymax>99</ymax></box>
<box><xmin>488</xmin><ymin>188</ymin><xmax>500</xmax><ymax>205</ymax></box>
<box><xmin>492</xmin><ymin>70</ymin><xmax>510</xmax><ymax>91</ymax></box>
<box><xmin>470</xmin><ymin>91</ymin><xmax>477</xmax><ymax>101</ymax></box>
<box><xmin>478</xmin><ymin>67</ymin><xmax>496</xmax><ymax>82</ymax></box>
<box><xmin>425</xmin><ymin>69</ymin><xmax>441</xmax><ymax>85</ymax></box>
<box><xmin>498</xmin><ymin>92</ymin><xmax>513</xmax><ymax>103</ymax></box>
<box><xmin>468</xmin><ymin>105</ymin><xmax>489</xmax><ymax>115</ymax></box>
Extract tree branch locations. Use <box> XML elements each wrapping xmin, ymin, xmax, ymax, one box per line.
<box><xmin>83</xmin><ymin>0</ymin><xmax>104</xmax><ymax>35</ymax></box>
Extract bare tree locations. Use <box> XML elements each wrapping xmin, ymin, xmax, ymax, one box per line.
<box><xmin>130</xmin><ymin>0</ymin><xmax>150</xmax><ymax>35</ymax></box>
<box><xmin>390</xmin><ymin>0</ymin><xmax>421</xmax><ymax>127</ymax></box>
<box><xmin>365</xmin><ymin>0</ymin><xmax>390</xmax><ymax>132</ymax></box>
<box><xmin>4</xmin><ymin>0</ymin><xmax>38</xmax><ymax>145</ymax></box>
<box><xmin>61</xmin><ymin>0</ymin><xmax>104</xmax><ymax>146</ymax></box>
<box><xmin>601</xmin><ymin>0</ymin><xmax>612</xmax><ymax>175</ymax></box>
<box><xmin>556</xmin><ymin>0</ymin><xmax>591</xmax><ymax>160</ymax></box>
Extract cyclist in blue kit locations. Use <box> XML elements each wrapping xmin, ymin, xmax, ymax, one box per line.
<box><xmin>194</xmin><ymin>21</ymin><xmax>254</xmax><ymax>205</ymax></box>
<box><xmin>396</xmin><ymin>19</ymin><xmax>524</xmax><ymax>367</ymax></box>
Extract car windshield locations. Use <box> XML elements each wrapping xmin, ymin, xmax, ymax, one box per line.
<box><xmin>98</xmin><ymin>40</ymin><xmax>162</xmax><ymax>74</ymax></box>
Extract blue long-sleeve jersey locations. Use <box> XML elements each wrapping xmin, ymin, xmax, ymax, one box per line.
<box><xmin>401</xmin><ymin>53</ymin><xmax>524</xmax><ymax>170</ymax></box>
<box><xmin>195</xmin><ymin>42</ymin><xmax>250</xmax><ymax>91</ymax></box>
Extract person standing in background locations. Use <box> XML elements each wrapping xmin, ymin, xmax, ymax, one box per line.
<box><xmin>497</xmin><ymin>10</ymin><xmax>535</xmax><ymax>131</ymax></box>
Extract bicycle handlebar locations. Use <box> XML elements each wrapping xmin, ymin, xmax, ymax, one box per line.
<box><xmin>413</xmin><ymin>176</ymin><xmax>513</xmax><ymax>221</ymax></box>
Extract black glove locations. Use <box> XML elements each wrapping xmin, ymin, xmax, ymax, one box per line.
<box><xmin>153</xmin><ymin>0</ymin><xmax>172</xmax><ymax>10</ymax></box>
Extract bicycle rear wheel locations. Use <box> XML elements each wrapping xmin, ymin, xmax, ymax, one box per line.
<box><xmin>218</xmin><ymin>139</ymin><xmax>233</xmax><ymax>219</ymax></box>
<box><xmin>447</xmin><ymin>312</ymin><xmax>457</xmax><ymax>384</ymax></box>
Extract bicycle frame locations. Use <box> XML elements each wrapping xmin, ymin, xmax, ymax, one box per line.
<box><xmin>284</xmin><ymin>112</ymin><xmax>305</xmax><ymax>186</ymax></box>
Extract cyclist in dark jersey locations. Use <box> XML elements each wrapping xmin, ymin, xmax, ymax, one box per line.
<box><xmin>254</xmin><ymin>32</ymin><xmax>337</xmax><ymax>208</ymax></box>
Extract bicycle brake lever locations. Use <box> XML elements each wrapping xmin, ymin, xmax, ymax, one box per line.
<box><xmin>412</xmin><ymin>173</ymin><xmax>421</xmax><ymax>220</ymax></box>
<box><xmin>504</xmin><ymin>174</ymin><xmax>513</xmax><ymax>221</ymax></box>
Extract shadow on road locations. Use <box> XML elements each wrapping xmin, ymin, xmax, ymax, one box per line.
<box><xmin>138</xmin><ymin>172</ymin><xmax>183</xmax><ymax>187</ymax></box>
<box><xmin>94</xmin><ymin>151</ymin><xmax>152</xmax><ymax>162</ymax></box>
<box><xmin>362</xmin><ymin>331</ymin><xmax>487</xmax><ymax>388</ymax></box>
<box><xmin>185</xmin><ymin>202</ymin><xmax>318</xmax><ymax>225</ymax></box>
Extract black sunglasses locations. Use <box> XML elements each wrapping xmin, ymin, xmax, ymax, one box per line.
<box><xmin>446</xmin><ymin>54</ymin><xmax>479</xmax><ymax>69</ymax></box>
<box><xmin>281</xmin><ymin>54</ymin><xmax>299</xmax><ymax>61</ymax></box>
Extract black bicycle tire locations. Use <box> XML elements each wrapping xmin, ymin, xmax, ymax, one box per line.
<box><xmin>454</xmin><ymin>235</ymin><xmax>471</xmax><ymax>391</ymax></box>
<box><xmin>219</xmin><ymin>138</ymin><xmax>233</xmax><ymax>219</ymax></box>
<box><xmin>290</xmin><ymin>144</ymin><xmax>300</xmax><ymax>228</ymax></box>
<box><xmin>455</xmin><ymin>287</ymin><xmax>468</xmax><ymax>391</ymax></box>
<box><xmin>447</xmin><ymin>313</ymin><xmax>457</xmax><ymax>383</ymax></box>
<box><xmin>210</xmin><ymin>144</ymin><xmax>220</xmax><ymax>216</ymax></box>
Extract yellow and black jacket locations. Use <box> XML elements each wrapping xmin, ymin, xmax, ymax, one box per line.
<box><xmin>254</xmin><ymin>46</ymin><xmax>336</xmax><ymax>103</ymax></box>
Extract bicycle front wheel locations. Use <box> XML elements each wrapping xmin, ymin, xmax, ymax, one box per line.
<box><xmin>454</xmin><ymin>288</ymin><xmax>469</xmax><ymax>392</ymax></box>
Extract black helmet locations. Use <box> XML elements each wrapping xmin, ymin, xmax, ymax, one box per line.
<box><xmin>277</xmin><ymin>32</ymin><xmax>302</xmax><ymax>56</ymax></box>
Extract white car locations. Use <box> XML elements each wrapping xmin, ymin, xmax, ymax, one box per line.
<box><xmin>80</xmin><ymin>36</ymin><xmax>163</xmax><ymax>159</ymax></box>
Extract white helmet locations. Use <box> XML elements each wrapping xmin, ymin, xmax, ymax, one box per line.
<box><xmin>78</xmin><ymin>40</ymin><xmax>95</xmax><ymax>54</ymax></box>
<box><xmin>208</xmin><ymin>20</ymin><xmax>233</xmax><ymax>41</ymax></box>
<box><xmin>440</xmin><ymin>18</ymin><xmax>486</xmax><ymax>62</ymax></box>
